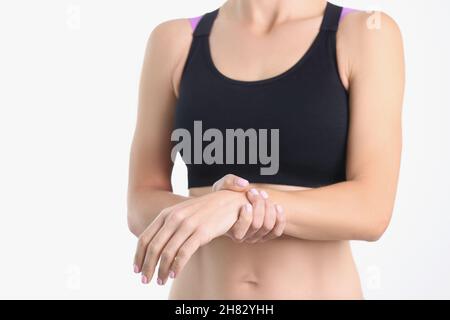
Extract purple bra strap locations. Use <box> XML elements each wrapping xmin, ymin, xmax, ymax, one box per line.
<box><xmin>340</xmin><ymin>7</ymin><xmax>357</xmax><ymax>23</ymax></box>
<box><xmin>189</xmin><ymin>16</ymin><xmax>203</xmax><ymax>32</ymax></box>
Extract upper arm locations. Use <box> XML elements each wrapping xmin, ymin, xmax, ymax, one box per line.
<box><xmin>128</xmin><ymin>19</ymin><xmax>193</xmax><ymax>191</ymax></box>
<box><xmin>337</xmin><ymin>12</ymin><xmax>405</xmax><ymax>214</ymax></box>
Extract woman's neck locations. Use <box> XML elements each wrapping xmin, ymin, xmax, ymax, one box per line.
<box><xmin>223</xmin><ymin>0</ymin><xmax>327</xmax><ymax>31</ymax></box>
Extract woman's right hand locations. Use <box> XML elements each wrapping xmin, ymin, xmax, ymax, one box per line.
<box><xmin>212</xmin><ymin>174</ymin><xmax>286</xmax><ymax>244</ymax></box>
<box><xmin>134</xmin><ymin>189</ymin><xmax>250</xmax><ymax>285</ymax></box>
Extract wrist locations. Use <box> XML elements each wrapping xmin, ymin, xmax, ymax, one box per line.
<box><xmin>216</xmin><ymin>189</ymin><xmax>249</xmax><ymax>207</ymax></box>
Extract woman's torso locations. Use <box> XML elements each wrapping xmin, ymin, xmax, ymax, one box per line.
<box><xmin>169</xmin><ymin>1</ymin><xmax>362</xmax><ymax>299</ymax></box>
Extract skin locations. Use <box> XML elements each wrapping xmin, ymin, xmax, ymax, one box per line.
<box><xmin>127</xmin><ymin>0</ymin><xmax>405</xmax><ymax>299</ymax></box>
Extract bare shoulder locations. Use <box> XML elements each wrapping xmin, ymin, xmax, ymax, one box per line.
<box><xmin>142</xmin><ymin>18</ymin><xmax>193</xmax><ymax>77</ymax></box>
<box><xmin>148</xmin><ymin>18</ymin><xmax>192</xmax><ymax>52</ymax></box>
<box><xmin>337</xmin><ymin>10</ymin><xmax>404</xmax><ymax>80</ymax></box>
<box><xmin>338</xmin><ymin>10</ymin><xmax>402</xmax><ymax>45</ymax></box>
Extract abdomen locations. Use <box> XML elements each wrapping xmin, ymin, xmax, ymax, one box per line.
<box><xmin>168</xmin><ymin>185</ymin><xmax>362</xmax><ymax>300</ymax></box>
<box><xmin>169</xmin><ymin>235</ymin><xmax>362</xmax><ymax>299</ymax></box>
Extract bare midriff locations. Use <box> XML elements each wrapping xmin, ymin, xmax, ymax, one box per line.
<box><xmin>168</xmin><ymin>184</ymin><xmax>363</xmax><ymax>300</ymax></box>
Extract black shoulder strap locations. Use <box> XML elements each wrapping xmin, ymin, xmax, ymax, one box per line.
<box><xmin>320</xmin><ymin>2</ymin><xmax>343</xmax><ymax>32</ymax></box>
<box><xmin>193</xmin><ymin>9</ymin><xmax>220</xmax><ymax>37</ymax></box>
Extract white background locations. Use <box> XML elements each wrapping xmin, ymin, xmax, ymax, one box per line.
<box><xmin>0</xmin><ymin>0</ymin><xmax>449</xmax><ymax>299</ymax></box>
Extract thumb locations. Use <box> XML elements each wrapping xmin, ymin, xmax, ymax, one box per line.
<box><xmin>212</xmin><ymin>174</ymin><xmax>250</xmax><ymax>192</ymax></box>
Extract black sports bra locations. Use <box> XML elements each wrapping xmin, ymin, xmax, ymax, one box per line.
<box><xmin>173</xmin><ymin>2</ymin><xmax>350</xmax><ymax>188</ymax></box>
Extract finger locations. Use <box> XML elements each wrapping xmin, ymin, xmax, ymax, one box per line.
<box><xmin>140</xmin><ymin>212</ymin><xmax>188</xmax><ymax>284</ymax></box>
<box><xmin>245</xmin><ymin>189</ymin><xmax>265</xmax><ymax>237</ymax></box>
<box><xmin>212</xmin><ymin>174</ymin><xmax>249</xmax><ymax>192</ymax></box>
<box><xmin>133</xmin><ymin>214</ymin><xmax>165</xmax><ymax>274</ymax></box>
<box><xmin>246</xmin><ymin>200</ymin><xmax>276</xmax><ymax>242</ymax></box>
<box><xmin>168</xmin><ymin>230</ymin><xmax>205</xmax><ymax>279</ymax></box>
<box><xmin>261</xmin><ymin>204</ymin><xmax>286</xmax><ymax>242</ymax></box>
<box><xmin>228</xmin><ymin>203</ymin><xmax>253</xmax><ymax>242</ymax></box>
<box><xmin>157</xmin><ymin>220</ymin><xmax>199</xmax><ymax>285</ymax></box>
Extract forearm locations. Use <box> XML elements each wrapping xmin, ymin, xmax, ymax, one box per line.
<box><xmin>127</xmin><ymin>186</ymin><xmax>192</xmax><ymax>237</ymax></box>
<box><xmin>263</xmin><ymin>180</ymin><xmax>394</xmax><ymax>242</ymax></box>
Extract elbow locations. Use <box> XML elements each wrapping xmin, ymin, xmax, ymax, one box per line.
<box><xmin>127</xmin><ymin>195</ymin><xmax>141</xmax><ymax>237</ymax></box>
<box><xmin>361</xmin><ymin>210</ymin><xmax>392</xmax><ymax>242</ymax></box>
<box><xmin>127</xmin><ymin>210</ymin><xmax>142</xmax><ymax>238</ymax></box>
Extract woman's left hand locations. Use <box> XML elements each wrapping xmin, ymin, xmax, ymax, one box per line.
<box><xmin>213</xmin><ymin>174</ymin><xmax>286</xmax><ymax>244</ymax></box>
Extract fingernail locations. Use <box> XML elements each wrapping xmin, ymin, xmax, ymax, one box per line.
<box><xmin>141</xmin><ymin>275</ymin><xmax>148</xmax><ymax>284</ymax></box>
<box><xmin>245</xmin><ymin>203</ymin><xmax>253</xmax><ymax>213</ymax></box>
<box><xmin>133</xmin><ymin>264</ymin><xmax>139</xmax><ymax>274</ymax></box>
<box><xmin>169</xmin><ymin>271</ymin><xmax>176</xmax><ymax>279</ymax></box>
<box><xmin>260</xmin><ymin>190</ymin><xmax>269</xmax><ymax>199</ymax></box>
<box><xmin>236</xmin><ymin>178</ymin><xmax>249</xmax><ymax>187</ymax></box>
<box><xmin>250</xmin><ymin>188</ymin><xmax>259</xmax><ymax>196</ymax></box>
<box><xmin>157</xmin><ymin>278</ymin><xmax>163</xmax><ymax>285</ymax></box>
<box><xmin>276</xmin><ymin>204</ymin><xmax>283</xmax><ymax>213</ymax></box>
